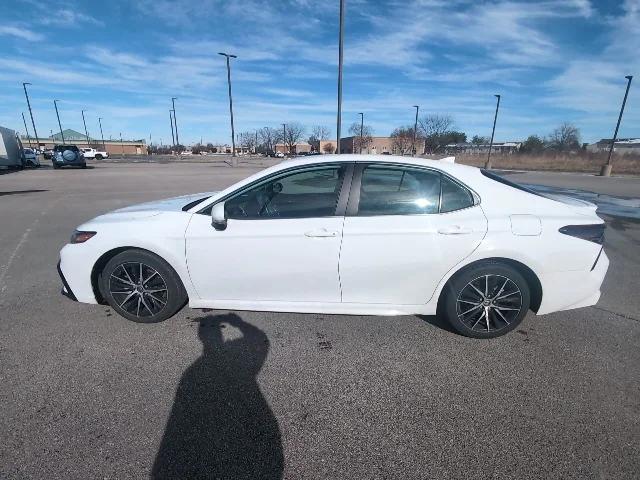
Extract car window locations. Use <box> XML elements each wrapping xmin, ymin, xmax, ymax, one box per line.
<box><xmin>225</xmin><ymin>165</ymin><xmax>347</xmax><ymax>220</ymax></box>
<box><xmin>440</xmin><ymin>175</ymin><xmax>474</xmax><ymax>213</ymax></box>
<box><xmin>54</xmin><ymin>145</ymin><xmax>79</xmax><ymax>152</ymax></box>
<box><xmin>357</xmin><ymin>166</ymin><xmax>441</xmax><ymax>215</ymax></box>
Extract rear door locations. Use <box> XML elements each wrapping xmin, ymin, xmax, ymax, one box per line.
<box><xmin>339</xmin><ymin>163</ymin><xmax>487</xmax><ymax>305</ymax></box>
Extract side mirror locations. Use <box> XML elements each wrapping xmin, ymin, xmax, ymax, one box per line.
<box><xmin>211</xmin><ymin>202</ymin><xmax>227</xmax><ymax>230</ymax></box>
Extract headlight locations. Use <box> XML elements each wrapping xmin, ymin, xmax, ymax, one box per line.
<box><xmin>70</xmin><ymin>231</ymin><xmax>96</xmax><ymax>244</ymax></box>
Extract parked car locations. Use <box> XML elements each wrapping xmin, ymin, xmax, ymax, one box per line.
<box><xmin>81</xmin><ymin>148</ymin><xmax>109</xmax><ymax>160</ymax></box>
<box><xmin>22</xmin><ymin>148</ymin><xmax>40</xmax><ymax>167</ymax></box>
<box><xmin>58</xmin><ymin>155</ymin><xmax>609</xmax><ymax>338</ymax></box>
<box><xmin>0</xmin><ymin>126</ymin><xmax>25</xmax><ymax>169</ymax></box>
<box><xmin>43</xmin><ymin>148</ymin><xmax>54</xmax><ymax>159</ymax></box>
<box><xmin>52</xmin><ymin>145</ymin><xmax>86</xmax><ymax>169</ymax></box>
<box><xmin>275</xmin><ymin>151</ymin><xmax>285</xmax><ymax>158</ymax></box>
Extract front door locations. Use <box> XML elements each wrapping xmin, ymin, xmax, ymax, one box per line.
<box><xmin>185</xmin><ymin>163</ymin><xmax>351</xmax><ymax>304</ymax></box>
<box><xmin>339</xmin><ymin>164</ymin><xmax>487</xmax><ymax>305</ymax></box>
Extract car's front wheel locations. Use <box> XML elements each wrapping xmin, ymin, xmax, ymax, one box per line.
<box><xmin>100</xmin><ymin>249</ymin><xmax>187</xmax><ymax>323</ymax></box>
<box><xmin>441</xmin><ymin>262</ymin><xmax>530</xmax><ymax>338</ymax></box>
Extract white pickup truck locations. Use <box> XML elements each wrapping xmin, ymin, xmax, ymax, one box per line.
<box><xmin>80</xmin><ymin>147</ymin><xmax>109</xmax><ymax>159</ymax></box>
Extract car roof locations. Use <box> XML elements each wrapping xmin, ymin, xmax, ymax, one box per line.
<box><xmin>277</xmin><ymin>154</ymin><xmax>479</xmax><ymax>176</ymax></box>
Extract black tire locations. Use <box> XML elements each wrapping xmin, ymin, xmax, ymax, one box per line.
<box><xmin>52</xmin><ymin>163</ymin><xmax>60</xmax><ymax>169</ymax></box>
<box><xmin>95</xmin><ymin>154</ymin><xmax>103</xmax><ymax>160</ymax></box>
<box><xmin>100</xmin><ymin>249</ymin><xmax>187</xmax><ymax>323</ymax></box>
<box><xmin>81</xmin><ymin>163</ymin><xmax>87</xmax><ymax>169</ymax></box>
<box><xmin>441</xmin><ymin>262</ymin><xmax>530</xmax><ymax>339</ymax></box>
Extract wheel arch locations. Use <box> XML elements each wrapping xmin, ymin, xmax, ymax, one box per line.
<box><xmin>436</xmin><ymin>257</ymin><xmax>542</xmax><ymax>314</ymax></box>
<box><xmin>90</xmin><ymin>246</ymin><xmax>189</xmax><ymax>305</ymax></box>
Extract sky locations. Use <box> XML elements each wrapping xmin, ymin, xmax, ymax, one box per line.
<box><xmin>0</xmin><ymin>0</ymin><xmax>638</xmax><ymax>145</ymax></box>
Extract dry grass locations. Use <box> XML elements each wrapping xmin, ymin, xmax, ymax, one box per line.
<box><xmin>449</xmin><ymin>152</ymin><xmax>640</xmax><ymax>175</ymax></box>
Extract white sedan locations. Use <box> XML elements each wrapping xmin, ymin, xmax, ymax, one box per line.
<box><xmin>58</xmin><ymin>155</ymin><xmax>608</xmax><ymax>338</ymax></box>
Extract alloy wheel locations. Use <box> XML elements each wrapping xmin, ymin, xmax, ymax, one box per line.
<box><xmin>108</xmin><ymin>262</ymin><xmax>168</xmax><ymax>318</ymax></box>
<box><xmin>456</xmin><ymin>274</ymin><xmax>522</xmax><ymax>333</ymax></box>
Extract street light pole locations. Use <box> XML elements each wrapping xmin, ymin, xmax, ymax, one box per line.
<box><xmin>358</xmin><ymin>113</ymin><xmax>364</xmax><ymax>154</ymax></box>
<box><xmin>282</xmin><ymin>123</ymin><xmax>287</xmax><ymax>155</ymax></box>
<box><xmin>484</xmin><ymin>94</ymin><xmax>501</xmax><ymax>169</ymax></box>
<box><xmin>98</xmin><ymin>117</ymin><xmax>105</xmax><ymax>149</ymax></box>
<box><xmin>169</xmin><ymin>110</ymin><xmax>176</xmax><ymax>147</ymax></box>
<box><xmin>22</xmin><ymin>112</ymin><xmax>33</xmax><ymax>148</ymax></box>
<box><xmin>81</xmin><ymin>110</ymin><xmax>90</xmax><ymax>146</ymax></box>
<box><xmin>53</xmin><ymin>100</ymin><xmax>65</xmax><ymax>144</ymax></box>
<box><xmin>171</xmin><ymin>97</ymin><xmax>180</xmax><ymax>149</ymax></box>
<box><xmin>218</xmin><ymin>52</ymin><xmax>238</xmax><ymax>166</ymax></box>
<box><xmin>412</xmin><ymin>105</ymin><xmax>420</xmax><ymax>157</ymax></box>
<box><xmin>336</xmin><ymin>0</ymin><xmax>345</xmax><ymax>154</ymax></box>
<box><xmin>601</xmin><ymin>75</ymin><xmax>633</xmax><ymax>177</ymax></box>
<box><xmin>22</xmin><ymin>83</ymin><xmax>40</xmax><ymax>149</ymax></box>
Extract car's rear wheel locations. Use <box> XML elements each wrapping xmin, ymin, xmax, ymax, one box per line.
<box><xmin>95</xmin><ymin>154</ymin><xmax>103</xmax><ymax>160</ymax></box>
<box><xmin>100</xmin><ymin>249</ymin><xmax>187</xmax><ymax>323</ymax></box>
<box><xmin>441</xmin><ymin>262</ymin><xmax>530</xmax><ymax>338</ymax></box>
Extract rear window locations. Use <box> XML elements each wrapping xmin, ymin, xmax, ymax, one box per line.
<box><xmin>54</xmin><ymin>145</ymin><xmax>79</xmax><ymax>152</ymax></box>
<box><xmin>480</xmin><ymin>169</ymin><xmax>543</xmax><ymax>197</ymax></box>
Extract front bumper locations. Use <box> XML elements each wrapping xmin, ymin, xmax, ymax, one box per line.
<box><xmin>57</xmin><ymin>260</ymin><xmax>77</xmax><ymax>301</ymax></box>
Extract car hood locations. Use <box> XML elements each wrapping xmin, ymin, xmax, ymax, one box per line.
<box><xmin>114</xmin><ymin>191</ymin><xmax>217</xmax><ymax>214</ymax></box>
<box><xmin>87</xmin><ymin>191</ymin><xmax>218</xmax><ymax>224</ymax></box>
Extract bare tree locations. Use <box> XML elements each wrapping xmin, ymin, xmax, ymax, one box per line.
<box><xmin>348</xmin><ymin>122</ymin><xmax>374</xmax><ymax>153</ymax></box>
<box><xmin>308</xmin><ymin>125</ymin><xmax>331</xmax><ymax>143</ymax></box>
<box><xmin>258</xmin><ymin>127</ymin><xmax>280</xmax><ymax>154</ymax></box>
<box><xmin>238</xmin><ymin>131</ymin><xmax>257</xmax><ymax>152</ymax></box>
<box><xmin>284</xmin><ymin>122</ymin><xmax>306</xmax><ymax>154</ymax></box>
<box><xmin>418</xmin><ymin>114</ymin><xmax>454</xmax><ymax>153</ymax></box>
<box><xmin>390</xmin><ymin>126</ymin><xmax>414</xmax><ymax>155</ymax></box>
<box><xmin>546</xmin><ymin>123</ymin><xmax>581</xmax><ymax>152</ymax></box>
<box><xmin>322</xmin><ymin>142</ymin><xmax>336</xmax><ymax>154</ymax></box>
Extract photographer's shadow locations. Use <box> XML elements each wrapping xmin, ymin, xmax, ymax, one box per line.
<box><xmin>152</xmin><ymin>313</ymin><xmax>283</xmax><ymax>479</ymax></box>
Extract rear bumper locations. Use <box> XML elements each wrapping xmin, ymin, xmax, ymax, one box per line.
<box><xmin>537</xmin><ymin>250</ymin><xmax>609</xmax><ymax>315</ymax></box>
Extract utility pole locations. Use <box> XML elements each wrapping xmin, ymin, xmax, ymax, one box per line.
<box><xmin>81</xmin><ymin>110</ymin><xmax>90</xmax><ymax>147</ymax></box>
<box><xmin>98</xmin><ymin>117</ymin><xmax>105</xmax><ymax>149</ymax></box>
<box><xmin>484</xmin><ymin>94</ymin><xmax>501</xmax><ymax>169</ymax></box>
<box><xmin>358</xmin><ymin>112</ymin><xmax>364</xmax><ymax>154</ymax></box>
<box><xmin>171</xmin><ymin>97</ymin><xmax>180</xmax><ymax>149</ymax></box>
<box><xmin>22</xmin><ymin>83</ymin><xmax>40</xmax><ymax>150</ymax></box>
<box><xmin>282</xmin><ymin>123</ymin><xmax>287</xmax><ymax>155</ymax></box>
<box><xmin>601</xmin><ymin>75</ymin><xmax>633</xmax><ymax>177</ymax></box>
<box><xmin>22</xmin><ymin>112</ymin><xmax>33</xmax><ymax>148</ymax></box>
<box><xmin>120</xmin><ymin>132</ymin><xmax>124</xmax><ymax>158</ymax></box>
<box><xmin>169</xmin><ymin>110</ymin><xmax>176</xmax><ymax>147</ymax></box>
<box><xmin>218</xmin><ymin>52</ymin><xmax>238</xmax><ymax>166</ymax></box>
<box><xmin>53</xmin><ymin>100</ymin><xmax>65</xmax><ymax>144</ymax></box>
<box><xmin>336</xmin><ymin>0</ymin><xmax>345</xmax><ymax>154</ymax></box>
<box><xmin>412</xmin><ymin>105</ymin><xmax>419</xmax><ymax>157</ymax></box>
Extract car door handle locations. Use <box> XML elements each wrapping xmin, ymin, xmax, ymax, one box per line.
<box><xmin>305</xmin><ymin>228</ymin><xmax>338</xmax><ymax>238</ymax></box>
<box><xmin>438</xmin><ymin>225</ymin><xmax>472</xmax><ymax>235</ymax></box>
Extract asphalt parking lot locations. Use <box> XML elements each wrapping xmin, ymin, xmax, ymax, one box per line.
<box><xmin>1</xmin><ymin>160</ymin><xmax>639</xmax><ymax>479</ymax></box>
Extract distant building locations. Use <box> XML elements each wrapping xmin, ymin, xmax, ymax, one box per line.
<box><xmin>274</xmin><ymin>142</ymin><xmax>312</xmax><ymax>154</ymax></box>
<box><xmin>338</xmin><ymin>136</ymin><xmax>425</xmax><ymax>155</ymax></box>
<box><xmin>587</xmin><ymin>138</ymin><xmax>640</xmax><ymax>155</ymax></box>
<box><xmin>309</xmin><ymin>140</ymin><xmax>337</xmax><ymax>154</ymax></box>
<box><xmin>21</xmin><ymin>129</ymin><xmax>148</xmax><ymax>155</ymax></box>
<box><xmin>444</xmin><ymin>142</ymin><xmax>521</xmax><ymax>155</ymax></box>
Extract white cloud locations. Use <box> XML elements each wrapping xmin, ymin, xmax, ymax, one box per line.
<box><xmin>0</xmin><ymin>25</ymin><xmax>44</xmax><ymax>41</ymax></box>
<box><xmin>39</xmin><ymin>9</ymin><xmax>104</xmax><ymax>27</ymax></box>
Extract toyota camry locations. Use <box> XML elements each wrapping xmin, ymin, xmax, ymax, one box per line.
<box><xmin>58</xmin><ymin>155</ymin><xmax>608</xmax><ymax>338</ymax></box>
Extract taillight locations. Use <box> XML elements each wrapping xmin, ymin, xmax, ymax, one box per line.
<box><xmin>559</xmin><ymin>224</ymin><xmax>605</xmax><ymax>244</ymax></box>
<box><xmin>70</xmin><ymin>231</ymin><xmax>96</xmax><ymax>244</ymax></box>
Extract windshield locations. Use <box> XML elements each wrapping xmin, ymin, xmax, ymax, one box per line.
<box><xmin>54</xmin><ymin>145</ymin><xmax>79</xmax><ymax>152</ymax></box>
